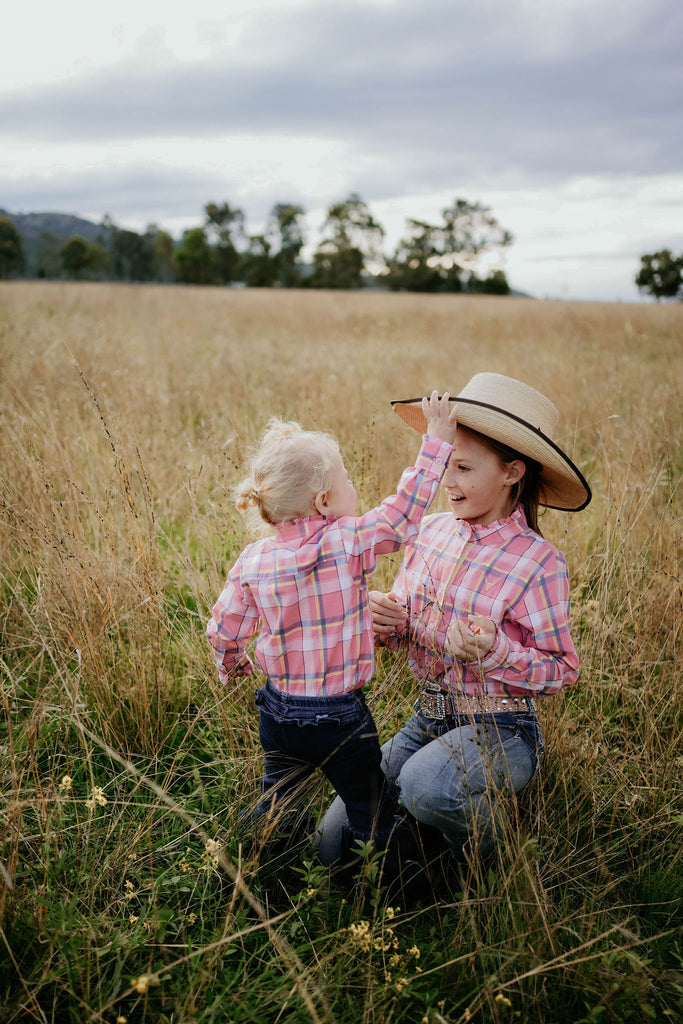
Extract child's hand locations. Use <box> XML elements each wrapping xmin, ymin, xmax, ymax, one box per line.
<box><xmin>422</xmin><ymin>390</ymin><xmax>457</xmax><ymax>445</ymax></box>
<box><xmin>446</xmin><ymin>615</ymin><xmax>496</xmax><ymax>662</ymax></box>
<box><xmin>370</xmin><ymin>590</ymin><xmax>408</xmax><ymax>635</ymax></box>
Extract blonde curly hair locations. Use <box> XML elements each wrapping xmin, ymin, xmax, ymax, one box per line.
<box><xmin>234</xmin><ymin>418</ymin><xmax>341</xmax><ymax>528</ymax></box>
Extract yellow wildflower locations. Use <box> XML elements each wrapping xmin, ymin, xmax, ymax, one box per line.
<box><xmin>133</xmin><ymin>975</ymin><xmax>150</xmax><ymax>994</ymax></box>
<box><xmin>495</xmin><ymin>993</ymin><xmax>512</xmax><ymax>1007</ymax></box>
<box><xmin>128</xmin><ymin>914</ymin><xmax>139</xmax><ymax>925</ymax></box>
<box><xmin>395</xmin><ymin>977</ymin><xmax>409</xmax><ymax>994</ymax></box>
<box><xmin>201</xmin><ymin>838</ymin><xmax>222</xmax><ymax>870</ymax></box>
<box><xmin>348</xmin><ymin>920</ymin><xmax>372</xmax><ymax>951</ymax></box>
<box><xmin>58</xmin><ymin>775</ymin><xmax>73</xmax><ymax>792</ymax></box>
<box><xmin>85</xmin><ymin>786</ymin><xmax>107</xmax><ymax>809</ymax></box>
<box><xmin>408</xmin><ymin>944</ymin><xmax>421</xmax><ymax>959</ymax></box>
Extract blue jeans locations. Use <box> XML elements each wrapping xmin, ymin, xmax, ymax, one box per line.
<box><xmin>254</xmin><ymin>680</ymin><xmax>396</xmax><ymax>844</ymax></box>
<box><xmin>317</xmin><ymin>709</ymin><xmax>544</xmax><ymax>863</ymax></box>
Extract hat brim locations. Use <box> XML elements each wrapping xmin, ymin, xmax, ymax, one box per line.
<box><xmin>392</xmin><ymin>396</ymin><xmax>591</xmax><ymax>512</ymax></box>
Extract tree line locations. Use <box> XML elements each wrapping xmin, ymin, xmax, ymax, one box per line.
<box><xmin>0</xmin><ymin>194</ymin><xmax>514</xmax><ymax>294</ymax></box>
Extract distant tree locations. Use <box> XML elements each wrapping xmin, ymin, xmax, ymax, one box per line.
<box><xmin>441</xmin><ymin>199</ymin><xmax>513</xmax><ymax>267</ymax></box>
<box><xmin>268</xmin><ymin>203</ymin><xmax>306</xmax><ymax>286</ymax></box>
<box><xmin>0</xmin><ymin>216</ymin><xmax>25</xmax><ymax>278</ymax></box>
<box><xmin>88</xmin><ymin>242</ymin><xmax>109</xmax><ymax>279</ymax></box>
<box><xmin>98</xmin><ymin>214</ymin><xmax>115</xmax><ymax>242</ymax></box>
<box><xmin>309</xmin><ymin>194</ymin><xmax>384</xmax><ymax>289</ymax></box>
<box><xmin>60</xmin><ymin>235</ymin><xmax>108</xmax><ymax>279</ymax></box>
<box><xmin>469</xmin><ymin>269</ymin><xmax>512</xmax><ymax>295</ymax></box>
<box><xmin>386</xmin><ymin>198</ymin><xmax>512</xmax><ymax>293</ymax></box>
<box><xmin>35</xmin><ymin>231</ymin><xmax>61</xmax><ymax>278</ymax></box>
<box><xmin>205</xmin><ymin>202</ymin><xmax>246</xmax><ymax>284</ymax></box>
<box><xmin>386</xmin><ymin>219</ymin><xmax>459</xmax><ymax>293</ymax></box>
<box><xmin>241</xmin><ymin>234</ymin><xmax>277</xmax><ymax>287</ymax></box>
<box><xmin>174</xmin><ymin>227</ymin><xmax>215</xmax><ymax>285</ymax></box>
<box><xmin>309</xmin><ymin>241</ymin><xmax>364</xmax><ymax>290</ymax></box>
<box><xmin>635</xmin><ymin>249</ymin><xmax>683</xmax><ymax>302</ymax></box>
<box><xmin>150</xmin><ymin>227</ymin><xmax>176</xmax><ymax>282</ymax></box>
<box><xmin>109</xmin><ymin>226</ymin><xmax>155</xmax><ymax>282</ymax></box>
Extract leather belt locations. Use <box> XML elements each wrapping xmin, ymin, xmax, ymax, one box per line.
<box><xmin>416</xmin><ymin>684</ymin><xmax>536</xmax><ymax>720</ymax></box>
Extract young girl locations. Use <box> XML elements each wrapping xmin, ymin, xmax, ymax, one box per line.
<box><xmin>206</xmin><ymin>392</ymin><xmax>457</xmax><ymax>860</ymax></box>
<box><xmin>317</xmin><ymin>372</ymin><xmax>591</xmax><ymax>876</ymax></box>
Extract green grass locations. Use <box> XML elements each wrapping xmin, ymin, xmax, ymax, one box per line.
<box><xmin>1</xmin><ymin>282</ymin><xmax>681</xmax><ymax>1023</ymax></box>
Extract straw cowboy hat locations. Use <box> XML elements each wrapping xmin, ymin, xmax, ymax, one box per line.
<box><xmin>392</xmin><ymin>372</ymin><xmax>591</xmax><ymax>511</ymax></box>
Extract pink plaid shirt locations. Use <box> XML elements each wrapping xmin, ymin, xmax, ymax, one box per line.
<box><xmin>207</xmin><ymin>436</ymin><xmax>453</xmax><ymax>695</ymax></box>
<box><xmin>385</xmin><ymin>506</ymin><xmax>579</xmax><ymax>698</ymax></box>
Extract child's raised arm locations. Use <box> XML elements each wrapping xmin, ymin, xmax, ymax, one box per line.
<box><xmin>422</xmin><ymin>389</ymin><xmax>458</xmax><ymax>446</ymax></box>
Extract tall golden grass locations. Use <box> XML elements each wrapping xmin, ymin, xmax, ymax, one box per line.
<box><xmin>0</xmin><ymin>281</ymin><xmax>681</xmax><ymax>1023</ymax></box>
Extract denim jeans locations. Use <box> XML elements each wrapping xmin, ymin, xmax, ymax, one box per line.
<box><xmin>254</xmin><ymin>680</ymin><xmax>396</xmax><ymax>842</ymax></box>
<box><xmin>317</xmin><ymin>709</ymin><xmax>544</xmax><ymax>864</ymax></box>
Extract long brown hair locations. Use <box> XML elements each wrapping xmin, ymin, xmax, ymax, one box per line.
<box><xmin>466</xmin><ymin>427</ymin><xmax>544</xmax><ymax>535</ymax></box>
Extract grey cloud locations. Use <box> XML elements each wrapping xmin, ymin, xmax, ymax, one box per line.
<box><xmin>1</xmin><ymin>163</ymin><xmax>323</xmax><ymax>237</ymax></box>
<box><xmin>1</xmin><ymin>0</ymin><xmax>681</xmax><ymax>196</ymax></box>
<box><xmin>2</xmin><ymin>165</ymin><xmax>228</xmax><ymax>226</ymax></box>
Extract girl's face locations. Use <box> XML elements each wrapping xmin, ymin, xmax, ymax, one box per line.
<box><xmin>441</xmin><ymin>429</ymin><xmax>524</xmax><ymax>527</ymax></box>
<box><xmin>317</xmin><ymin>452</ymin><xmax>357</xmax><ymax>517</ymax></box>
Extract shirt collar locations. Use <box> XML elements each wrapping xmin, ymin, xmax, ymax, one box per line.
<box><xmin>448</xmin><ymin>504</ymin><xmax>527</xmax><ymax>542</ymax></box>
<box><xmin>275</xmin><ymin>514</ymin><xmax>334</xmax><ymax>541</ymax></box>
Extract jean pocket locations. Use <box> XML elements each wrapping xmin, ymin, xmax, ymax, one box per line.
<box><xmin>480</xmin><ymin>714</ymin><xmax>545</xmax><ymax>778</ymax></box>
<box><xmin>514</xmin><ymin>716</ymin><xmax>545</xmax><ymax>778</ymax></box>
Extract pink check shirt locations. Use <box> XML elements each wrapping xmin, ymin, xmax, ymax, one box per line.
<box><xmin>385</xmin><ymin>506</ymin><xmax>579</xmax><ymax>698</ymax></box>
<box><xmin>207</xmin><ymin>436</ymin><xmax>453</xmax><ymax>695</ymax></box>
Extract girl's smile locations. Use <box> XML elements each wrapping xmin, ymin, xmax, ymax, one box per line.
<box><xmin>442</xmin><ymin>428</ymin><xmax>524</xmax><ymax>527</ymax></box>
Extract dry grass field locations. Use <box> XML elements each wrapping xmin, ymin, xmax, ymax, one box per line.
<box><xmin>1</xmin><ymin>281</ymin><xmax>681</xmax><ymax>1023</ymax></box>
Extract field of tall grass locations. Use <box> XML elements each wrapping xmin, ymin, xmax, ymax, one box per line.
<box><xmin>1</xmin><ymin>281</ymin><xmax>681</xmax><ymax>1024</ymax></box>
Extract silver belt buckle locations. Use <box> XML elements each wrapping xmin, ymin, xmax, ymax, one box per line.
<box><xmin>420</xmin><ymin>683</ymin><xmax>447</xmax><ymax>720</ymax></box>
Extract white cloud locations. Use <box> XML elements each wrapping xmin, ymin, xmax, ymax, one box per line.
<box><xmin>2</xmin><ymin>0</ymin><xmax>313</xmax><ymax>90</ymax></box>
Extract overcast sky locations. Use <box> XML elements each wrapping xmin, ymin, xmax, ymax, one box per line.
<box><xmin>2</xmin><ymin>0</ymin><xmax>682</xmax><ymax>300</ymax></box>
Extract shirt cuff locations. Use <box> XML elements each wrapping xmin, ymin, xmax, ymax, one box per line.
<box><xmin>479</xmin><ymin>627</ymin><xmax>509</xmax><ymax>670</ymax></box>
<box><xmin>218</xmin><ymin>656</ymin><xmax>254</xmax><ymax>684</ymax></box>
<box><xmin>374</xmin><ymin>625</ymin><xmax>407</xmax><ymax>650</ymax></box>
<box><xmin>417</xmin><ymin>435</ymin><xmax>454</xmax><ymax>472</ymax></box>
